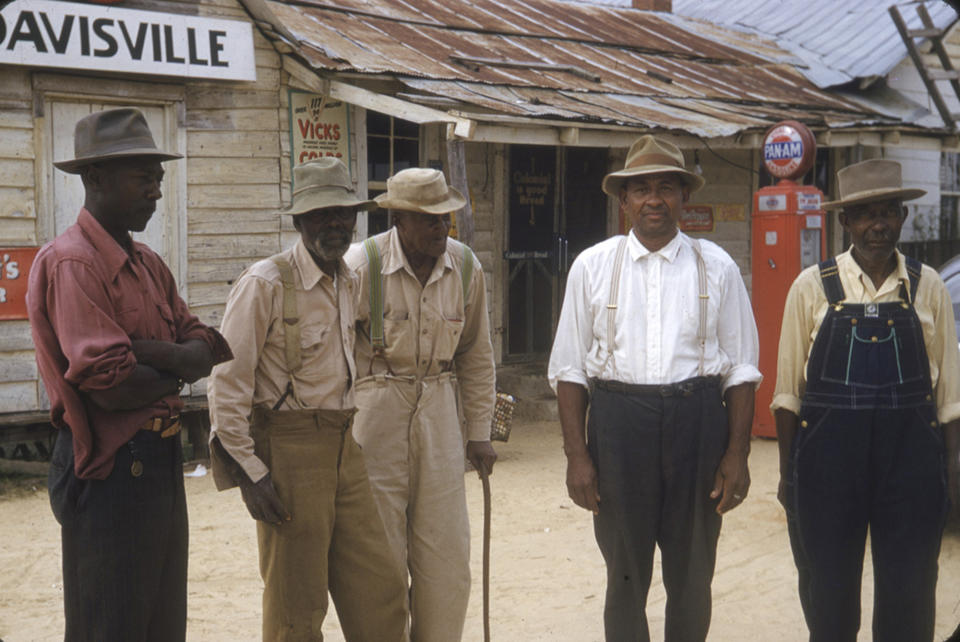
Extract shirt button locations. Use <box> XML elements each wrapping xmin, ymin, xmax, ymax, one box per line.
<box><xmin>422</xmin><ymin>329</ymin><xmax>428</xmax><ymax>335</ymax></box>
<box><xmin>926</xmin><ymin>394</ymin><xmax>933</xmax><ymax>401</ymax></box>
<box><xmin>930</xmin><ymin>420</ymin><xmax>938</xmax><ymax>427</ymax></box>
<box><xmin>422</xmin><ymin>297</ymin><xmax>427</xmax><ymax>303</ymax></box>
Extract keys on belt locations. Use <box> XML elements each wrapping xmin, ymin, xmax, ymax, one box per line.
<box><xmin>141</xmin><ymin>415</ymin><xmax>182</xmax><ymax>439</ymax></box>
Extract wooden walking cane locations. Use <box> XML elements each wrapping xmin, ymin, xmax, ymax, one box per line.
<box><xmin>480</xmin><ymin>466</ymin><xmax>491</xmax><ymax>642</ymax></box>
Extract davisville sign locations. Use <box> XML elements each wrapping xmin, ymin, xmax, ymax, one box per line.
<box><xmin>0</xmin><ymin>0</ymin><xmax>256</xmax><ymax>81</ymax></box>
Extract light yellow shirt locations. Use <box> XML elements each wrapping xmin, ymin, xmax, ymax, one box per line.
<box><xmin>771</xmin><ymin>248</ymin><xmax>960</xmax><ymax>424</ymax></box>
<box><xmin>344</xmin><ymin>228</ymin><xmax>496</xmax><ymax>442</ymax></box>
<box><xmin>208</xmin><ymin>239</ymin><xmax>358</xmax><ymax>485</ymax></box>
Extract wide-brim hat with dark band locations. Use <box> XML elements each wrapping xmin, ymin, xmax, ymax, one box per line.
<box><xmin>602</xmin><ymin>135</ymin><xmax>705</xmax><ymax>197</ymax></box>
<box><xmin>281</xmin><ymin>157</ymin><xmax>376</xmax><ymax>215</ymax></box>
<box><xmin>54</xmin><ymin>108</ymin><xmax>182</xmax><ymax>174</ymax></box>
<box><xmin>375</xmin><ymin>167</ymin><xmax>466</xmax><ymax>214</ymax></box>
<box><xmin>821</xmin><ymin>159</ymin><xmax>926</xmax><ymax>209</ymax></box>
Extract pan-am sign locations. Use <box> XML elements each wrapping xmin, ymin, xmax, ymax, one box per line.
<box><xmin>0</xmin><ymin>0</ymin><xmax>255</xmax><ymax>81</ymax></box>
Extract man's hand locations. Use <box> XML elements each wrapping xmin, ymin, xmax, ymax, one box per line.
<box><xmin>239</xmin><ymin>473</ymin><xmax>290</xmax><ymax>525</ymax></box>
<box><xmin>466</xmin><ymin>440</ymin><xmax>497</xmax><ymax>477</ymax></box>
<box><xmin>566</xmin><ymin>449</ymin><xmax>600</xmax><ymax>515</ymax></box>
<box><xmin>710</xmin><ymin>450</ymin><xmax>750</xmax><ymax>514</ymax></box>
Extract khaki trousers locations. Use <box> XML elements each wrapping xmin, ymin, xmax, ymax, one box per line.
<box><xmin>352</xmin><ymin>374</ymin><xmax>471</xmax><ymax>642</ymax></box>
<box><xmin>252</xmin><ymin>408</ymin><xmax>408</xmax><ymax>641</ymax></box>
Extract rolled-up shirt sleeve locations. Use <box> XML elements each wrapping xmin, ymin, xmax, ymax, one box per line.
<box><xmin>717</xmin><ymin>260</ymin><xmax>762</xmax><ymax>393</ymax></box>
<box><xmin>929</xmin><ymin>275</ymin><xmax>960</xmax><ymax>424</ymax></box>
<box><xmin>548</xmin><ymin>256</ymin><xmax>594</xmax><ymax>392</ymax></box>
<box><xmin>47</xmin><ymin>259</ymin><xmax>136</xmax><ymax>391</ymax></box>
<box><xmin>208</xmin><ymin>273</ymin><xmax>275</xmax><ymax>489</ymax></box>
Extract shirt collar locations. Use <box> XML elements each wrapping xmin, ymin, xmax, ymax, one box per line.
<box><xmin>627</xmin><ymin>228</ymin><xmax>683</xmax><ymax>263</ymax></box>
<box><xmin>382</xmin><ymin>226</ymin><xmax>454</xmax><ymax>279</ymax></box>
<box><xmin>292</xmin><ymin>238</ymin><xmax>344</xmax><ymax>289</ymax></box>
<box><xmin>77</xmin><ymin>208</ymin><xmax>135</xmax><ymax>279</ymax></box>
<box><xmin>839</xmin><ymin>246</ymin><xmax>909</xmax><ymax>299</ymax></box>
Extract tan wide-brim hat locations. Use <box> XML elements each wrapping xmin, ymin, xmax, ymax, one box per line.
<box><xmin>281</xmin><ymin>158</ymin><xmax>376</xmax><ymax>215</ymax></box>
<box><xmin>821</xmin><ymin>159</ymin><xmax>926</xmax><ymax>209</ymax></box>
<box><xmin>54</xmin><ymin>108</ymin><xmax>182</xmax><ymax>174</ymax></box>
<box><xmin>602</xmin><ymin>135</ymin><xmax>705</xmax><ymax>197</ymax></box>
<box><xmin>375</xmin><ymin>167</ymin><xmax>466</xmax><ymax>214</ymax></box>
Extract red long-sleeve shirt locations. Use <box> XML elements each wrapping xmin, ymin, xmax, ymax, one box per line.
<box><xmin>27</xmin><ymin>209</ymin><xmax>232</xmax><ymax>479</ymax></box>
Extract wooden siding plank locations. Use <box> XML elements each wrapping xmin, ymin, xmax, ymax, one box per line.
<box><xmin>189</xmin><ymin>258</ymin><xmax>256</xmax><ymax>284</ymax></box>
<box><xmin>0</xmin><ymin>321</ymin><xmax>34</xmax><ymax>352</ymax></box>
<box><xmin>189</xmin><ymin>208</ymin><xmax>279</xmax><ymax>235</ymax></box>
<box><xmin>186</xmin><ymin>87</ymin><xmax>280</xmax><ymax>110</ymax></box>
<box><xmin>0</xmin><ymin>381</ymin><xmax>38</xmax><ymax>414</ymax></box>
<box><xmin>186</xmin><ymin>109</ymin><xmax>281</xmax><ymax>132</ymax></box>
<box><xmin>0</xmin><ymin>111</ymin><xmax>33</xmax><ymax>129</ymax></box>
<box><xmin>187</xmin><ymin>132</ymin><xmax>281</xmax><ymax>158</ymax></box>
<box><xmin>0</xmin><ymin>159</ymin><xmax>36</xmax><ymax>188</ymax></box>
<box><xmin>186</xmin><ymin>158</ymin><xmax>281</xmax><ymax>185</ymax></box>
<box><xmin>188</xmin><ymin>282</ymin><xmax>235</xmax><ymax>307</ymax></box>
<box><xmin>0</xmin><ymin>129</ymin><xmax>35</xmax><ymax>160</ymax></box>
<box><xmin>188</xmin><ymin>234</ymin><xmax>279</xmax><ymax>260</ymax></box>
<box><xmin>188</xmin><ymin>184</ymin><xmax>280</xmax><ymax>209</ymax></box>
<box><xmin>0</xmin><ymin>351</ymin><xmax>37</xmax><ymax>384</ymax></box>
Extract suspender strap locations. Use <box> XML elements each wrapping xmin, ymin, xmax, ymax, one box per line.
<box><xmin>363</xmin><ymin>237</ymin><xmax>386</xmax><ymax>353</ymax></box>
<box><xmin>269</xmin><ymin>255</ymin><xmax>301</xmax><ymax>410</ymax></box>
<box><xmin>904</xmin><ymin>255</ymin><xmax>922</xmax><ymax>302</ymax></box>
<box><xmin>605</xmin><ymin>236</ymin><xmax>629</xmax><ymax>361</ymax></box>
<box><xmin>691</xmin><ymin>239</ymin><xmax>709</xmax><ymax>377</ymax></box>
<box><xmin>818</xmin><ymin>258</ymin><xmax>844</xmax><ymax>305</ymax></box>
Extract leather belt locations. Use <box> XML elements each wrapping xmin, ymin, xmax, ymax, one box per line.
<box><xmin>140</xmin><ymin>415</ymin><xmax>182</xmax><ymax>438</ymax></box>
<box><xmin>593</xmin><ymin>375</ymin><xmax>721</xmax><ymax>398</ymax></box>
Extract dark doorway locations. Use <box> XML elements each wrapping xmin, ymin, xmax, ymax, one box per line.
<box><xmin>505</xmin><ymin>145</ymin><xmax>609</xmax><ymax>358</ymax></box>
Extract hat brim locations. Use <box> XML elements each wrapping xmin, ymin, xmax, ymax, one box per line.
<box><xmin>375</xmin><ymin>186</ymin><xmax>466</xmax><ymax>214</ymax></box>
<box><xmin>54</xmin><ymin>149</ymin><xmax>183</xmax><ymax>174</ymax></box>
<box><xmin>281</xmin><ymin>193</ymin><xmax>378</xmax><ymax>216</ymax></box>
<box><xmin>602</xmin><ymin>166</ymin><xmax>705</xmax><ymax>197</ymax></box>
<box><xmin>822</xmin><ymin>187</ymin><xmax>926</xmax><ymax>210</ymax></box>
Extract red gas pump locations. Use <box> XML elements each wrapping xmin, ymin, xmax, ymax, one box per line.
<box><xmin>751</xmin><ymin>121</ymin><xmax>826</xmax><ymax>437</ymax></box>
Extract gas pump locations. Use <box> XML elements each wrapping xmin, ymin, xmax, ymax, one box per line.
<box><xmin>751</xmin><ymin>121</ymin><xmax>826</xmax><ymax>437</ymax></box>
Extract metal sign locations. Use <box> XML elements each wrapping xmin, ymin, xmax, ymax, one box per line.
<box><xmin>0</xmin><ymin>248</ymin><xmax>38</xmax><ymax>321</ymax></box>
<box><xmin>289</xmin><ymin>90</ymin><xmax>350</xmax><ymax>166</ymax></box>
<box><xmin>0</xmin><ymin>0</ymin><xmax>256</xmax><ymax>81</ymax></box>
<box><xmin>762</xmin><ymin>120</ymin><xmax>816</xmax><ymax>180</ymax></box>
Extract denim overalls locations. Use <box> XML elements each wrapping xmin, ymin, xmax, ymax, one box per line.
<box><xmin>787</xmin><ymin>256</ymin><xmax>948</xmax><ymax>642</ymax></box>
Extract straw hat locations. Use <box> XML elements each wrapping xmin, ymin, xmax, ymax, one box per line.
<box><xmin>821</xmin><ymin>159</ymin><xmax>925</xmax><ymax>209</ymax></box>
<box><xmin>375</xmin><ymin>168</ymin><xmax>466</xmax><ymax>214</ymax></box>
<box><xmin>54</xmin><ymin>108</ymin><xmax>181</xmax><ymax>174</ymax></box>
<box><xmin>281</xmin><ymin>158</ymin><xmax>376</xmax><ymax>215</ymax></box>
<box><xmin>602</xmin><ymin>135</ymin><xmax>705</xmax><ymax>197</ymax></box>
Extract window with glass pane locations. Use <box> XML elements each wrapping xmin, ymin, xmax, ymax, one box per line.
<box><xmin>941</xmin><ymin>152</ymin><xmax>960</xmax><ymax>240</ymax></box>
<box><xmin>367</xmin><ymin>112</ymin><xmax>420</xmax><ymax>235</ymax></box>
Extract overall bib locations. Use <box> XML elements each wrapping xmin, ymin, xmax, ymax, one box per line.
<box><xmin>787</xmin><ymin>257</ymin><xmax>948</xmax><ymax>642</ymax></box>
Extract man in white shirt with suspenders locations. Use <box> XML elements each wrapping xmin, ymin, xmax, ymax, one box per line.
<box><xmin>548</xmin><ymin>136</ymin><xmax>761</xmax><ymax>642</ymax></box>
<box><xmin>345</xmin><ymin>168</ymin><xmax>497</xmax><ymax>641</ymax></box>
<box><xmin>208</xmin><ymin>158</ymin><xmax>407</xmax><ymax>640</ymax></box>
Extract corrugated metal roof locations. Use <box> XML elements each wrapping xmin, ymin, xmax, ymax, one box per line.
<box><xmin>257</xmin><ymin>0</ymin><xmax>909</xmax><ymax>138</ymax></box>
<box><xmin>669</xmin><ymin>0</ymin><xmax>958</xmax><ymax>88</ymax></box>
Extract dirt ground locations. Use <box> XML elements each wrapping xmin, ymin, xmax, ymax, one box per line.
<box><xmin>1</xmin><ymin>421</ymin><xmax>959</xmax><ymax>641</ymax></box>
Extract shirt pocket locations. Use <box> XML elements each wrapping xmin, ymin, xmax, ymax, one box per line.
<box><xmin>433</xmin><ymin>317</ymin><xmax>464</xmax><ymax>366</ymax></box>
<box><xmin>383</xmin><ymin>311</ymin><xmax>414</xmax><ymax>366</ymax></box>
<box><xmin>300</xmin><ymin>323</ymin><xmax>331</xmax><ymax>358</ymax></box>
<box><xmin>115</xmin><ymin>307</ymin><xmax>142</xmax><ymax>337</ymax></box>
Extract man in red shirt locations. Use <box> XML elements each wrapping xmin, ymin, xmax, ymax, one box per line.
<box><xmin>27</xmin><ymin>108</ymin><xmax>232</xmax><ymax>641</ymax></box>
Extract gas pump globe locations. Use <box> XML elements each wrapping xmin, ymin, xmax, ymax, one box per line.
<box><xmin>751</xmin><ymin>121</ymin><xmax>827</xmax><ymax>437</ymax></box>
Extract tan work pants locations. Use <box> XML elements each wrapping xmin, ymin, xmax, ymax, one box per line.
<box><xmin>252</xmin><ymin>408</ymin><xmax>408</xmax><ymax>641</ymax></box>
<box><xmin>352</xmin><ymin>374</ymin><xmax>471</xmax><ymax>642</ymax></box>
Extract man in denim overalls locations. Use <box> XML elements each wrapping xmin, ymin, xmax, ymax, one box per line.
<box><xmin>773</xmin><ymin>159</ymin><xmax>960</xmax><ymax>641</ymax></box>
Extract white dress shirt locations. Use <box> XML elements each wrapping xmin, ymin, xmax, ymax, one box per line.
<box><xmin>548</xmin><ymin>230</ymin><xmax>762</xmax><ymax>393</ymax></box>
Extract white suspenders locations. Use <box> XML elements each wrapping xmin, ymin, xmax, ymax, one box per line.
<box><xmin>603</xmin><ymin>234</ymin><xmax>709</xmax><ymax>377</ymax></box>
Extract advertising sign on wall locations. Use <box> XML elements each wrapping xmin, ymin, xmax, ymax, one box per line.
<box><xmin>0</xmin><ymin>0</ymin><xmax>256</xmax><ymax>81</ymax></box>
<box><xmin>0</xmin><ymin>248</ymin><xmax>38</xmax><ymax>321</ymax></box>
<box><xmin>289</xmin><ymin>90</ymin><xmax>351</xmax><ymax>170</ymax></box>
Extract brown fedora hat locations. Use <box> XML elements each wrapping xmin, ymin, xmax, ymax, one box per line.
<box><xmin>54</xmin><ymin>108</ymin><xmax>181</xmax><ymax>174</ymax></box>
<box><xmin>602</xmin><ymin>135</ymin><xmax>705</xmax><ymax>197</ymax></box>
<box><xmin>822</xmin><ymin>159</ymin><xmax>925</xmax><ymax>209</ymax></box>
<box><xmin>280</xmin><ymin>158</ymin><xmax>376</xmax><ymax>215</ymax></box>
<box><xmin>375</xmin><ymin>167</ymin><xmax>466</xmax><ymax>214</ymax></box>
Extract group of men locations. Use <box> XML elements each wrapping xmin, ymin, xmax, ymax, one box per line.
<box><xmin>27</xmin><ymin>106</ymin><xmax>960</xmax><ymax>642</ymax></box>
<box><xmin>28</xmin><ymin>108</ymin><xmax>495</xmax><ymax>642</ymax></box>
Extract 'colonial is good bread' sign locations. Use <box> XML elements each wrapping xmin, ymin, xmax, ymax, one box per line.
<box><xmin>0</xmin><ymin>0</ymin><xmax>255</xmax><ymax>81</ymax></box>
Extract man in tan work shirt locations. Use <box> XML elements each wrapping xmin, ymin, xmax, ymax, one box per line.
<box><xmin>345</xmin><ymin>167</ymin><xmax>497</xmax><ymax>641</ymax></box>
<box><xmin>208</xmin><ymin>158</ymin><xmax>407</xmax><ymax>641</ymax></box>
